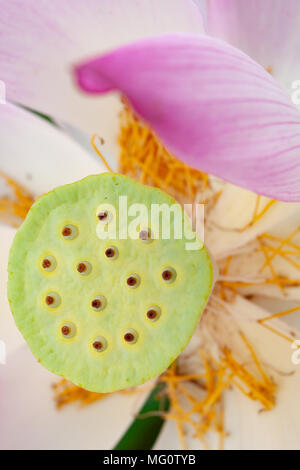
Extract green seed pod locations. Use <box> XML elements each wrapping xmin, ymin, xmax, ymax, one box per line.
<box><xmin>8</xmin><ymin>174</ymin><xmax>213</xmax><ymax>393</ymax></box>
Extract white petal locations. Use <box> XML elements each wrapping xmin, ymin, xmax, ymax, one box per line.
<box><xmin>0</xmin><ymin>345</ymin><xmax>148</xmax><ymax>449</ymax></box>
<box><xmin>0</xmin><ymin>0</ymin><xmax>204</xmax><ymax>157</ymax></box>
<box><xmin>0</xmin><ymin>103</ymin><xmax>105</xmax><ymax>196</ymax></box>
<box><xmin>224</xmin><ymin>297</ymin><xmax>300</xmax><ymax>450</ymax></box>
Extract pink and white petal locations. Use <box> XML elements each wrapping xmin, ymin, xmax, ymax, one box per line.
<box><xmin>0</xmin><ymin>345</ymin><xmax>148</xmax><ymax>449</ymax></box>
<box><xmin>0</xmin><ymin>103</ymin><xmax>105</xmax><ymax>196</ymax></box>
<box><xmin>75</xmin><ymin>34</ymin><xmax>300</xmax><ymax>201</ymax></box>
<box><xmin>206</xmin><ymin>0</ymin><xmax>300</xmax><ymax>93</ymax></box>
<box><xmin>0</xmin><ymin>0</ymin><xmax>204</xmax><ymax>149</ymax></box>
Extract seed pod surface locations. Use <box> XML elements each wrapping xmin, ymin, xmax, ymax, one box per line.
<box><xmin>8</xmin><ymin>174</ymin><xmax>213</xmax><ymax>393</ymax></box>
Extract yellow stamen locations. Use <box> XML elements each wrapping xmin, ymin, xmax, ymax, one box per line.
<box><xmin>260</xmin><ymin>227</ymin><xmax>300</xmax><ymax>271</ymax></box>
<box><xmin>0</xmin><ymin>171</ymin><xmax>34</xmax><ymax>226</ymax></box>
<box><xmin>91</xmin><ymin>134</ymin><xmax>114</xmax><ymax>173</ymax></box>
<box><xmin>118</xmin><ymin>100</ymin><xmax>208</xmax><ymax>201</ymax></box>
<box><xmin>257</xmin><ymin>306</ymin><xmax>300</xmax><ymax>345</ymax></box>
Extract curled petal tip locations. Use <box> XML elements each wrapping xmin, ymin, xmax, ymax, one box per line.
<box><xmin>74</xmin><ymin>62</ymin><xmax>115</xmax><ymax>94</ymax></box>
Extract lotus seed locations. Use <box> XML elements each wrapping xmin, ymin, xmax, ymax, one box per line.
<box><xmin>60</xmin><ymin>322</ymin><xmax>76</xmax><ymax>339</ymax></box>
<box><xmin>98</xmin><ymin>211</ymin><xmax>108</xmax><ymax>221</ymax></box>
<box><xmin>92</xmin><ymin>336</ymin><xmax>107</xmax><ymax>352</ymax></box>
<box><xmin>62</xmin><ymin>325</ymin><xmax>70</xmax><ymax>336</ymax></box>
<box><xmin>162</xmin><ymin>267</ymin><xmax>177</xmax><ymax>283</ymax></box>
<box><xmin>77</xmin><ymin>261</ymin><xmax>92</xmax><ymax>275</ymax></box>
<box><xmin>45</xmin><ymin>292</ymin><xmax>61</xmax><ymax>308</ymax></box>
<box><xmin>105</xmin><ymin>246</ymin><xmax>118</xmax><ymax>259</ymax></box>
<box><xmin>41</xmin><ymin>255</ymin><xmax>57</xmax><ymax>272</ymax></box>
<box><xmin>78</xmin><ymin>263</ymin><xmax>86</xmax><ymax>273</ymax></box>
<box><xmin>91</xmin><ymin>295</ymin><xmax>106</xmax><ymax>311</ymax></box>
<box><xmin>147</xmin><ymin>306</ymin><xmax>161</xmax><ymax>321</ymax></box>
<box><xmin>62</xmin><ymin>224</ymin><xmax>78</xmax><ymax>240</ymax></box>
<box><xmin>127</xmin><ymin>274</ymin><xmax>140</xmax><ymax>288</ymax></box>
<box><xmin>124</xmin><ymin>329</ymin><xmax>138</xmax><ymax>344</ymax></box>
<box><xmin>63</xmin><ymin>227</ymin><xmax>71</xmax><ymax>236</ymax></box>
<box><xmin>46</xmin><ymin>295</ymin><xmax>54</xmax><ymax>305</ymax></box>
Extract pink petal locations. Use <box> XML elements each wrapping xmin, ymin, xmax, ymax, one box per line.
<box><xmin>0</xmin><ymin>0</ymin><xmax>203</xmax><ymax>141</ymax></box>
<box><xmin>75</xmin><ymin>34</ymin><xmax>300</xmax><ymax>201</ymax></box>
<box><xmin>206</xmin><ymin>0</ymin><xmax>300</xmax><ymax>91</ymax></box>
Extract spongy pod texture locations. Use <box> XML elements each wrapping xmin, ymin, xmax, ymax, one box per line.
<box><xmin>8</xmin><ymin>174</ymin><xmax>213</xmax><ymax>393</ymax></box>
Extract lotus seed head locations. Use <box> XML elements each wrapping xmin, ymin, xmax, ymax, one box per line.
<box><xmin>8</xmin><ymin>173</ymin><xmax>213</xmax><ymax>393</ymax></box>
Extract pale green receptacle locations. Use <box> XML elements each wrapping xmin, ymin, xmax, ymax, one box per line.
<box><xmin>8</xmin><ymin>173</ymin><xmax>213</xmax><ymax>393</ymax></box>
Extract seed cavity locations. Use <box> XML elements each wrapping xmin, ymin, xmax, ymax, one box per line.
<box><xmin>162</xmin><ymin>267</ymin><xmax>177</xmax><ymax>284</ymax></box>
<box><xmin>41</xmin><ymin>255</ymin><xmax>57</xmax><ymax>272</ymax></box>
<box><xmin>77</xmin><ymin>261</ymin><xmax>92</xmax><ymax>276</ymax></box>
<box><xmin>92</xmin><ymin>336</ymin><xmax>107</xmax><ymax>352</ymax></box>
<box><xmin>105</xmin><ymin>246</ymin><xmax>119</xmax><ymax>260</ymax></box>
<box><xmin>62</xmin><ymin>224</ymin><xmax>78</xmax><ymax>240</ymax></box>
<box><xmin>139</xmin><ymin>228</ymin><xmax>153</xmax><ymax>244</ymax></box>
<box><xmin>124</xmin><ymin>329</ymin><xmax>138</xmax><ymax>344</ymax></box>
<box><xmin>91</xmin><ymin>295</ymin><xmax>106</xmax><ymax>312</ymax></box>
<box><xmin>98</xmin><ymin>211</ymin><xmax>108</xmax><ymax>221</ymax></box>
<box><xmin>45</xmin><ymin>292</ymin><xmax>61</xmax><ymax>309</ymax></box>
<box><xmin>126</xmin><ymin>274</ymin><xmax>140</xmax><ymax>289</ymax></box>
<box><xmin>146</xmin><ymin>306</ymin><xmax>161</xmax><ymax>322</ymax></box>
<box><xmin>60</xmin><ymin>322</ymin><xmax>76</xmax><ymax>339</ymax></box>
<box><xmin>97</xmin><ymin>209</ymin><xmax>113</xmax><ymax>224</ymax></box>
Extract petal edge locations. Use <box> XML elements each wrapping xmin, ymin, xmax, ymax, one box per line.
<box><xmin>75</xmin><ymin>34</ymin><xmax>300</xmax><ymax>202</ymax></box>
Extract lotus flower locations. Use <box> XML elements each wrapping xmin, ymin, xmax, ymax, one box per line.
<box><xmin>0</xmin><ymin>0</ymin><xmax>300</xmax><ymax>450</ymax></box>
